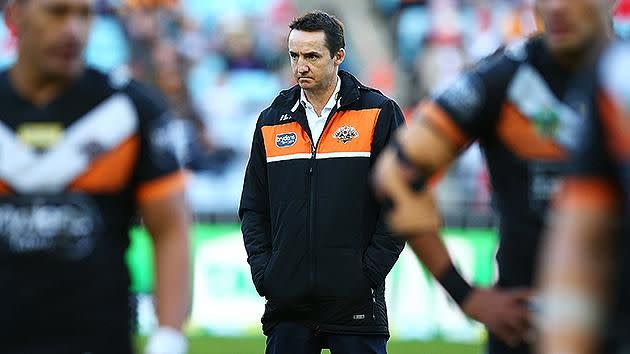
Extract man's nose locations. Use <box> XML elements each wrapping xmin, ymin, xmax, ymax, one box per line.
<box><xmin>297</xmin><ymin>59</ymin><xmax>310</xmax><ymax>74</ymax></box>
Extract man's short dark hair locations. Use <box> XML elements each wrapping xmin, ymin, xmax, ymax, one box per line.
<box><xmin>289</xmin><ymin>11</ymin><xmax>345</xmax><ymax>57</ymax></box>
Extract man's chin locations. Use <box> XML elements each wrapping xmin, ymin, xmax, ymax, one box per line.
<box><xmin>45</xmin><ymin>62</ymin><xmax>85</xmax><ymax>80</ymax></box>
<box><xmin>298</xmin><ymin>82</ymin><xmax>313</xmax><ymax>90</ymax></box>
<box><xmin>546</xmin><ymin>34</ymin><xmax>586</xmax><ymax>56</ymax></box>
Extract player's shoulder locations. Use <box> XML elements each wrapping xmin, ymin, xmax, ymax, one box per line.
<box><xmin>599</xmin><ymin>40</ymin><xmax>630</xmax><ymax>103</ymax></box>
<box><xmin>427</xmin><ymin>39</ymin><xmax>541</xmax><ymax>128</ymax></box>
<box><xmin>85</xmin><ymin>66</ymin><xmax>168</xmax><ymax>113</ymax></box>
<box><xmin>93</xmin><ymin>67</ymin><xmax>172</xmax><ymax>131</ymax></box>
<box><xmin>470</xmin><ymin>35</ymin><xmax>540</xmax><ymax>81</ymax></box>
<box><xmin>434</xmin><ymin>36</ymin><xmax>537</xmax><ymax>104</ymax></box>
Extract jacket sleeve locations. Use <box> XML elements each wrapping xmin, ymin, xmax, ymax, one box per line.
<box><xmin>239</xmin><ymin>120</ymin><xmax>272</xmax><ymax>297</ymax></box>
<box><xmin>363</xmin><ymin>99</ymin><xmax>407</xmax><ymax>288</ymax></box>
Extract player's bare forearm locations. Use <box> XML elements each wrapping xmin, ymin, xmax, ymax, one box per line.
<box><xmin>408</xmin><ymin>222</ymin><xmax>531</xmax><ymax>346</ymax></box>
<box><xmin>537</xmin><ymin>209</ymin><xmax>616</xmax><ymax>354</ymax></box>
<box><xmin>142</xmin><ymin>192</ymin><xmax>192</xmax><ymax>330</ymax></box>
<box><xmin>406</xmin><ymin>229</ymin><xmax>451</xmax><ymax>278</ymax></box>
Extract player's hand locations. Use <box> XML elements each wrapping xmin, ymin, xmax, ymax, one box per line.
<box><xmin>462</xmin><ymin>288</ymin><xmax>532</xmax><ymax>347</ymax></box>
<box><xmin>145</xmin><ymin>326</ymin><xmax>188</xmax><ymax>354</ymax></box>
<box><xmin>372</xmin><ymin>147</ymin><xmax>440</xmax><ymax>235</ymax></box>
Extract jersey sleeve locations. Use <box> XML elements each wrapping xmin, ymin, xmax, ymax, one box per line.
<box><xmin>129</xmin><ymin>82</ymin><xmax>187</xmax><ymax>204</ymax></box>
<box><xmin>417</xmin><ymin>53</ymin><xmax>511</xmax><ymax>148</ymax></box>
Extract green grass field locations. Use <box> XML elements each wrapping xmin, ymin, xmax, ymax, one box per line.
<box><xmin>137</xmin><ymin>336</ymin><xmax>483</xmax><ymax>354</ymax></box>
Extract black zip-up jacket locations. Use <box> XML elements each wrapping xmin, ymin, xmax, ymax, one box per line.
<box><xmin>239</xmin><ymin>70</ymin><xmax>405</xmax><ymax>335</ymax></box>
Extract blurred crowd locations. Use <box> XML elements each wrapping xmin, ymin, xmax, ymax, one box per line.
<box><xmin>0</xmin><ymin>0</ymin><xmax>628</xmax><ymax>220</ymax></box>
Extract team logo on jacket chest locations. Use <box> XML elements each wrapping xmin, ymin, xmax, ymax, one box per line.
<box><xmin>276</xmin><ymin>132</ymin><xmax>297</xmax><ymax>148</ymax></box>
<box><xmin>333</xmin><ymin>125</ymin><xmax>359</xmax><ymax>144</ymax></box>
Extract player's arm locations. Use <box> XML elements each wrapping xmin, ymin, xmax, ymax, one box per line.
<box><xmin>373</xmin><ymin>74</ymin><xmax>530</xmax><ymax>345</ymax></box>
<box><xmin>135</xmin><ymin>170</ymin><xmax>190</xmax><ymax>354</ymax></box>
<box><xmin>405</xmin><ymin>218</ymin><xmax>531</xmax><ymax>346</ymax></box>
<box><xmin>129</xmin><ymin>85</ymin><xmax>192</xmax><ymax>354</ymax></box>
<box><xmin>373</xmin><ymin>112</ymin><xmax>457</xmax><ymax>234</ymax></box>
<box><xmin>537</xmin><ymin>178</ymin><xmax>618</xmax><ymax>354</ymax></box>
<box><xmin>239</xmin><ymin>120</ymin><xmax>272</xmax><ymax>296</ymax></box>
<box><xmin>140</xmin><ymin>185</ymin><xmax>192</xmax><ymax>334</ymax></box>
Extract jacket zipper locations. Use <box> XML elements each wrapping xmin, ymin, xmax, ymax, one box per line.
<box><xmin>308</xmin><ymin>142</ymin><xmax>316</xmax><ymax>292</ymax></box>
<box><xmin>302</xmin><ymin>89</ymin><xmax>360</xmax><ymax>327</ymax></box>
<box><xmin>308</xmin><ymin>99</ymin><xmax>346</xmax><ymax>292</ymax></box>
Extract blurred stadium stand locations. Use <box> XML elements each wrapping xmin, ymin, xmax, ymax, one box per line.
<box><xmin>0</xmin><ymin>0</ymin><xmax>628</xmax><ymax>227</ymax></box>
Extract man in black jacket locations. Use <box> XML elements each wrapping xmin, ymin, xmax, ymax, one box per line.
<box><xmin>239</xmin><ymin>11</ymin><xmax>405</xmax><ymax>354</ymax></box>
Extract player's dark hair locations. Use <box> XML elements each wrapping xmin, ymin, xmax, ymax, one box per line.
<box><xmin>289</xmin><ymin>11</ymin><xmax>345</xmax><ymax>58</ymax></box>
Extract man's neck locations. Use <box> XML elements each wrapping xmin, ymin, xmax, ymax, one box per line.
<box><xmin>303</xmin><ymin>76</ymin><xmax>338</xmax><ymax>116</ymax></box>
<box><xmin>9</xmin><ymin>59</ymin><xmax>74</xmax><ymax>107</ymax></box>
<box><xmin>552</xmin><ymin>32</ymin><xmax>613</xmax><ymax>73</ymax></box>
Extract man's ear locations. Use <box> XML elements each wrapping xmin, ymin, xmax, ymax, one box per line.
<box><xmin>334</xmin><ymin>48</ymin><xmax>345</xmax><ymax>66</ymax></box>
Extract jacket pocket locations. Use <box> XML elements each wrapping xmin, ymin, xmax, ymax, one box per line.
<box><xmin>318</xmin><ymin>281</ymin><xmax>375</xmax><ymax>326</ymax></box>
<box><xmin>317</xmin><ymin>248</ymin><xmax>370</xmax><ymax>298</ymax></box>
<box><xmin>263</xmin><ymin>248</ymin><xmax>310</xmax><ymax>302</ymax></box>
<box><xmin>260</xmin><ymin>252</ymin><xmax>278</xmax><ymax>297</ymax></box>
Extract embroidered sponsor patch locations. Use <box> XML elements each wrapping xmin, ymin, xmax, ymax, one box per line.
<box><xmin>275</xmin><ymin>132</ymin><xmax>297</xmax><ymax>148</ymax></box>
<box><xmin>333</xmin><ymin>125</ymin><xmax>359</xmax><ymax>144</ymax></box>
<box><xmin>17</xmin><ymin>122</ymin><xmax>64</xmax><ymax>149</ymax></box>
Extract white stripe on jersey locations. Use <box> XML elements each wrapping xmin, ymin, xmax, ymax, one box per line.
<box><xmin>0</xmin><ymin>94</ymin><xmax>138</xmax><ymax>193</ymax></box>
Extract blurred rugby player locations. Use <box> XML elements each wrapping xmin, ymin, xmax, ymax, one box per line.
<box><xmin>0</xmin><ymin>0</ymin><xmax>191</xmax><ymax>353</ymax></box>
<box><xmin>373</xmin><ymin>0</ymin><xmax>615</xmax><ymax>353</ymax></box>
<box><xmin>537</xmin><ymin>41</ymin><xmax>630</xmax><ymax>354</ymax></box>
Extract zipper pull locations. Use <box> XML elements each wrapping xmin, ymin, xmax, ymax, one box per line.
<box><xmin>309</xmin><ymin>144</ymin><xmax>315</xmax><ymax>175</ymax></box>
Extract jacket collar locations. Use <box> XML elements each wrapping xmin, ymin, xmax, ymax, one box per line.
<box><xmin>297</xmin><ymin>75</ymin><xmax>341</xmax><ymax>113</ymax></box>
<box><xmin>278</xmin><ymin>70</ymin><xmax>363</xmax><ymax>113</ymax></box>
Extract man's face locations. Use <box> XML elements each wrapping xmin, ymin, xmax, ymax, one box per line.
<box><xmin>11</xmin><ymin>0</ymin><xmax>95</xmax><ymax>79</ymax></box>
<box><xmin>536</xmin><ymin>0</ymin><xmax>613</xmax><ymax>56</ymax></box>
<box><xmin>288</xmin><ymin>30</ymin><xmax>344</xmax><ymax>93</ymax></box>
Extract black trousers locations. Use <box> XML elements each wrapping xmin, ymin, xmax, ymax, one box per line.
<box><xmin>266</xmin><ymin>321</ymin><xmax>388</xmax><ymax>354</ymax></box>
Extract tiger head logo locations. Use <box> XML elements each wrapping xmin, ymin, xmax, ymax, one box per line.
<box><xmin>333</xmin><ymin>125</ymin><xmax>359</xmax><ymax>144</ymax></box>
